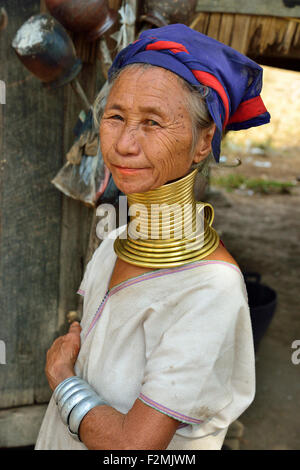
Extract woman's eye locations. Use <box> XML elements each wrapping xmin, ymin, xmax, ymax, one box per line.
<box><xmin>146</xmin><ymin>119</ymin><xmax>160</xmax><ymax>127</ymax></box>
<box><xmin>110</xmin><ymin>115</ymin><xmax>123</xmax><ymax>121</ymax></box>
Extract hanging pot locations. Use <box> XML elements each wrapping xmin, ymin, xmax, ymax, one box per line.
<box><xmin>12</xmin><ymin>13</ymin><xmax>82</xmax><ymax>88</ymax></box>
<box><xmin>140</xmin><ymin>0</ymin><xmax>197</xmax><ymax>28</ymax></box>
<box><xmin>45</xmin><ymin>0</ymin><xmax>118</xmax><ymax>42</ymax></box>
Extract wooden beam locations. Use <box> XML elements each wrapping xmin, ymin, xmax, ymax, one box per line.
<box><xmin>196</xmin><ymin>0</ymin><xmax>300</xmax><ymax>19</ymax></box>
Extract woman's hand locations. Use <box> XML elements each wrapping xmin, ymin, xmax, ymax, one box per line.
<box><xmin>45</xmin><ymin>322</ymin><xmax>82</xmax><ymax>391</ymax></box>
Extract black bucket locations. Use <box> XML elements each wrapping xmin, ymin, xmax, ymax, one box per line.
<box><xmin>243</xmin><ymin>272</ymin><xmax>277</xmax><ymax>351</ymax></box>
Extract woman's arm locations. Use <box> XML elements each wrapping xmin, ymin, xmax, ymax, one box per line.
<box><xmin>79</xmin><ymin>398</ymin><xmax>178</xmax><ymax>450</ymax></box>
<box><xmin>45</xmin><ymin>322</ymin><xmax>179</xmax><ymax>450</ymax></box>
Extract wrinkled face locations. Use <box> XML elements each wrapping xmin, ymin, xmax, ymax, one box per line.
<box><xmin>100</xmin><ymin>66</ymin><xmax>201</xmax><ymax>194</ymax></box>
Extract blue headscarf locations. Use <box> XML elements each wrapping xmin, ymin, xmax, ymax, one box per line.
<box><xmin>108</xmin><ymin>24</ymin><xmax>270</xmax><ymax>162</ymax></box>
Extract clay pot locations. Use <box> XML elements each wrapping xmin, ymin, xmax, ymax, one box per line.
<box><xmin>45</xmin><ymin>0</ymin><xmax>118</xmax><ymax>41</ymax></box>
<box><xmin>12</xmin><ymin>13</ymin><xmax>82</xmax><ymax>88</ymax></box>
<box><xmin>140</xmin><ymin>0</ymin><xmax>197</xmax><ymax>28</ymax></box>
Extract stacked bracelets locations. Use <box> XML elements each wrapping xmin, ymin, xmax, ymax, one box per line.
<box><xmin>53</xmin><ymin>376</ymin><xmax>105</xmax><ymax>441</ymax></box>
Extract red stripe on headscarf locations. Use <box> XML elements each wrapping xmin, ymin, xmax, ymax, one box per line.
<box><xmin>227</xmin><ymin>96</ymin><xmax>267</xmax><ymax>125</ymax></box>
<box><xmin>145</xmin><ymin>41</ymin><xmax>230</xmax><ymax>128</ymax></box>
<box><xmin>146</xmin><ymin>41</ymin><xmax>189</xmax><ymax>55</ymax></box>
<box><xmin>192</xmin><ymin>70</ymin><xmax>230</xmax><ymax>128</ymax></box>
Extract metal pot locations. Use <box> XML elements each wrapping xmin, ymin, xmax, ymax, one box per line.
<box><xmin>140</xmin><ymin>0</ymin><xmax>197</xmax><ymax>28</ymax></box>
<box><xmin>12</xmin><ymin>13</ymin><xmax>82</xmax><ymax>88</ymax></box>
<box><xmin>45</xmin><ymin>0</ymin><xmax>118</xmax><ymax>41</ymax></box>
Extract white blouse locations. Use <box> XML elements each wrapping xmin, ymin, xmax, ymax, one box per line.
<box><xmin>35</xmin><ymin>225</ymin><xmax>255</xmax><ymax>450</ymax></box>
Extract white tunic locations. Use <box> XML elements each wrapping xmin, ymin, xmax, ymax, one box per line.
<box><xmin>35</xmin><ymin>225</ymin><xmax>255</xmax><ymax>450</ymax></box>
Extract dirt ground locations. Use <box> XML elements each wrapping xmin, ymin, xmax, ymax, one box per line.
<box><xmin>207</xmin><ymin>65</ymin><xmax>300</xmax><ymax>450</ymax></box>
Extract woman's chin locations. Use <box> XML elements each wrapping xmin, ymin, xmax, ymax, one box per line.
<box><xmin>112</xmin><ymin>172</ymin><xmax>156</xmax><ymax>194</ymax></box>
<box><xmin>118</xmin><ymin>182</ymin><xmax>152</xmax><ymax>194</ymax></box>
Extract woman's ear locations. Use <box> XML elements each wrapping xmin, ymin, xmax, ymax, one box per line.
<box><xmin>192</xmin><ymin>124</ymin><xmax>216</xmax><ymax>164</ymax></box>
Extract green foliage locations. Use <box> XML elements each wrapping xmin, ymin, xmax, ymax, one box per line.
<box><xmin>211</xmin><ymin>174</ymin><xmax>295</xmax><ymax>194</ymax></box>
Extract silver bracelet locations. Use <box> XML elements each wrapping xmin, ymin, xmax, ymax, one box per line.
<box><xmin>57</xmin><ymin>382</ymin><xmax>92</xmax><ymax>411</ymax></box>
<box><xmin>68</xmin><ymin>394</ymin><xmax>105</xmax><ymax>441</ymax></box>
<box><xmin>53</xmin><ymin>376</ymin><xmax>76</xmax><ymax>403</ymax></box>
<box><xmin>54</xmin><ymin>376</ymin><xmax>86</xmax><ymax>404</ymax></box>
<box><xmin>54</xmin><ymin>375</ymin><xmax>106</xmax><ymax>440</ymax></box>
<box><xmin>60</xmin><ymin>389</ymin><xmax>98</xmax><ymax>425</ymax></box>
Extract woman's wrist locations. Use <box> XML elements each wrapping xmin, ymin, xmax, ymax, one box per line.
<box><xmin>53</xmin><ymin>375</ymin><xmax>106</xmax><ymax>442</ymax></box>
<box><xmin>47</xmin><ymin>368</ymin><xmax>75</xmax><ymax>392</ymax></box>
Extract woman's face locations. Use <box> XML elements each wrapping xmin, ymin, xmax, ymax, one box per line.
<box><xmin>100</xmin><ymin>66</ymin><xmax>211</xmax><ymax>194</ymax></box>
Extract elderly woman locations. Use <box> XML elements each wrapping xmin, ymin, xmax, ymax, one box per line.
<box><xmin>35</xmin><ymin>24</ymin><xmax>270</xmax><ymax>450</ymax></box>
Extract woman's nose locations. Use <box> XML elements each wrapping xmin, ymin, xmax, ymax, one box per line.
<box><xmin>115</xmin><ymin>125</ymin><xmax>140</xmax><ymax>156</ymax></box>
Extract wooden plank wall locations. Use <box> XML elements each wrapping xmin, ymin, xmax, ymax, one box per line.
<box><xmin>0</xmin><ymin>0</ymin><xmax>112</xmax><ymax>414</ymax></box>
<box><xmin>191</xmin><ymin>11</ymin><xmax>300</xmax><ymax>70</ymax></box>
<box><xmin>192</xmin><ymin>12</ymin><xmax>300</xmax><ymax>52</ymax></box>
<box><xmin>0</xmin><ymin>0</ymin><xmax>64</xmax><ymax>407</ymax></box>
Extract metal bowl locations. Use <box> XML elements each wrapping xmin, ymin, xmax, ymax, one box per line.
<box><xmin>45</xmin><ymin>0</ymin><xmax>118</xmax><ymax>41</ymax></box>
<box><xmin>12</xmin><ymin>13</ymin><xmax>82</xmax><ymax>88</ymax></box>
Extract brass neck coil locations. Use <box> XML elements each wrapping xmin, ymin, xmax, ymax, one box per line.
<box><xmin>114</xmin><ymin>168</ymin><xmax>220</xmax><ymax>268</ymax></box>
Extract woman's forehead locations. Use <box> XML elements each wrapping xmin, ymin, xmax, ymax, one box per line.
<box><xmin>107</xmin><ymin>66</ymin><xmax>187</xmax><ymax>110</ymax></box>
<box><xmin>114</xmin><ymin>64</ymin><xmax>179</xmax><ymax>85</ymax></box>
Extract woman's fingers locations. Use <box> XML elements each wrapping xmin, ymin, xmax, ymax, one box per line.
<box><xmin>45</xmin><ymin>322</ymin><xmax>82</xmax><ymax>390</ymax></box>
<box><xmin>68</xmin><ymin>321</ymin><xmax>81</xmax><ymax>333</ymax></box>
<box><xmin>67</xmin><ymin>322</ymin><xmax>82</xmax><ymax>350</ymax></box>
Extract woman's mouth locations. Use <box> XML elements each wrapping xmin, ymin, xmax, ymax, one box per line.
<box><xmin>113</xmin><ymin>165</ymin><xmax>148</xmax><ymax>175</ymax></box>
